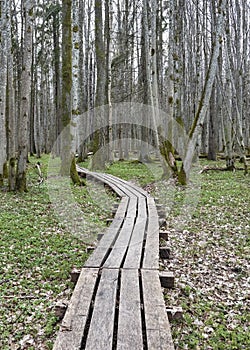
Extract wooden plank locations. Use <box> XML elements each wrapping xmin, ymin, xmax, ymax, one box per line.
<box><xmin>95</xmin><ymin>173</ymin><xmax>134</xmax><ymax>197</ymax></box>
<box><xmin>138</xmin><ymin>197</ymin><xmax>147</xmax><ymax>218</ymax></box>
<box><xmin>159</xmin><ymin>271</ymin><xmax>175</xmax><ymax>288</ymax></box>
<box><xmin>103</xmin><ymin>217</ymin><xmax>135</xmax><ymax>268</ymax></box>
<box><xmin>126</xmin><ymin>195</ymin><xmax>137</xmax><ymax>218</ymax></box>
<box><xmin>85</xmin><ymin>196</ymin><xmax>133</xmax><ymax>269</ymax></box>
<box><xmin>101</xmin><ymin>174</ymin><xmax>141</xmax><ymax>197</ymax></box>
<box><xmin>114</xmin><ymin>196</ymin><xmax>129</xmax><ymax>219</ymax></box>
<box><xmin>117</xmin><ymin>269</ymin><xmax>143</xmax><ymax>350</ymax></box>
<box><xmin>77</xmin><ymin>166</ymin><xmax>126</xmax><ymax>197</ymax></box>
<box><xmin>143</xmin><ymin>197</ymin><xmax>159</xmax><ymax>269</ymax></box>
<box><xmin>141</xmin><ymin>269</ymin><xmax>175</xmax><ymax>350</ymax></box>
<box><xmin>143</xmin><ymin>215</ymin><xmax>159</xmax><ymax>269</ymax></box>
<box><xmin>123</xmin><ymin>217</ymin><xmax>146</xmax><ymax>269</ymax></box>
<box><xmin>84</xmin><ymin>218</ymin><xmax>124</xmax><ymax>268</ymax></box>
<box><xmin>94</xmin><ymin>176</ymin><xmax>126</xmax><ymax>197</ymax></box>
<box><xmin>147</xmin><ymin>196</ymin><xmax>159</xmax><ymax>217</ymax></box>
<box><xmin>103</xmin><ymin>173</ymin><xmax>149</xmax><ymax>197</ymax></box>
<box><xmin>85</xmin><ymin>268</ymin><xmax>119</xmax><ymax>350</ymax></box>
<box><xmin>53</xmin><ymin>268</ymin><xmax>99</xmax><ymax>350</ymax></box>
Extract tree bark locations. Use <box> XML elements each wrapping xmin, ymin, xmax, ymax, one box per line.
<box><xmin>181</xmin><ymin>0</ymin><xmax>226</xmax><ymax>183</ymax></box>
<box><xmin>60</xmin><ymin>0</ymin><xmax>80</xmax><ymax>184</ymax></box>
<box><xmin>6</xmin><ymin>0</ymin><xmax>16</xmax><ymax>190</ymax></box>
<box><xmin>0</xmin><ymin>0</ymin><xmax>8</xmax><ymax>186</ymax></box>
<box><xmin>16</xmin><ymin>0</ymin><xmax>34</xmax><ymax>192</ymax></box>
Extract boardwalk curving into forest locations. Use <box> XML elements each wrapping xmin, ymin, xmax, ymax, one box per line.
<box><xmin>53</xmin><ymin>166</ymin><xmax>174</xmax><ymax>350</ymax></box>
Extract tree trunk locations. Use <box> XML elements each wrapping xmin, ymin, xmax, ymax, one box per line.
<box><xmin>6</xmin><ymin>0</ymin><xmax>16</xmax><ymax>191</ymax></box>
<box><xmin>0</xmin><ymin>0</ymin><xmax>8</xmax><ymax>187</ymax></box>
<box><xmin>16</xmin><ymin>0</ymin><xmax>34</xmax><ymax>192</ymax></box>
<box><xmin>60</xmin><ymin>0</ymin><xmax>80</xmax><ymax>184</ymax></box>
<box><xmin>207</xmin><ymin>87</ymin><xmax>217</xmax><ymax>160</ymax></box>
<box><xmin>181</xmin><ymin>0</ymin><xmax>226</xmax><ymax>183</ymax></box>
<box><xmin>92</xmin><ymin>0</ymin><xmax>107</xmax><ymax>170</ymax></box>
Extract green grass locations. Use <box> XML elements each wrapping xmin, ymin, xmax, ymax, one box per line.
<box><xmin>106</xmin><ymin>159</ymin><xmax>161</xmax><ymax>186</ymax></box>
<box><xmin>0</xmin><ymin>155</ymin><xmax>113</xmax><ymax>349</ymax></box>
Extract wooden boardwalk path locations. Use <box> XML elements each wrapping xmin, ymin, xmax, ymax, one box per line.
<box><xmin>53</xmin><ymin>166</ymin><xmax>175</xmax><ymax>350</ymax></box>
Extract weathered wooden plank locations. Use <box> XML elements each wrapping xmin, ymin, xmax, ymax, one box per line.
<box><xmin>126</xmin><ymin>195</ymin><xmax>138</xmax><ymax>218</ymax></box>
<box><xmin>143</xmin><ymin>215</ymin><xmax>159</xmax><ymax>269</ymax></box>
<box><xmin>94</xmin><ymin>178</ymin><xmax>125</xmax><ymax>197</ymax></box>
<box><xmin>103</xmin><ymin>217</ymin><xmax>135</xmax><ymax>268</ymax></box>
<box><xmin>117</xmin><ymin>269</ymin><xmax>143</xmax><ymax>350</ymax></box>
<box><xmin>53</xmin><ymin>268</ymin><xmax>99</xmax><ymax>350</ymax></box>
<box><xmin>159</xmin><ymin>271</ymin><xmax>175</xmax><ymax>289</ymax></box>
<box><xmin>85</xmin><ymin>268</ymin><xmax>119</xmax><ymax>350</ymax></box>
<box><xmin>103</xmin><ymin>173</ymin><xmax>149</xmax><ymax>197</ymax></box>
<box><xmin>123</xmin><ymin>197</ymin><xmax>147</xmax><ymax>269</ymax></box>
<box><xmin>138</xmin><ymin>197</ymin><xmax>147</xmax><ymax>218</ymax></box>
<box><xmin>95</xmin><ymin>173</ymin><xmax>134</xmax><ymax>197</ymax></box>
<box><xmin>84</xmin><ymin>218</ymin><xmax>124</xmax><ymax>268</ymax></box>
<box><xmin>84</xmin><ymin>196</ymin><xmax>133</xmax><ymax>269</ymax></box>
<box><xmin>147</xmin><ymin>196</ymin><xmax>159</xmax><ymax>218</ymax></box>
<box><xmin>141</xmin><ymin>269</ymin><xmax>175</xmax><ymax>350</ymax></box>
<box><xmin>123</xmin><ymin>218</ymin><xmax>146</xmax><ymax>269</ymax></box>
<box><xmin>142</xmin><ymin>197</ymin><xmax>159</xmax><ymax>269</ymax></box>
<box><xmin>77</xmin><ymin>166</ymin><xmax>126</xmax><ymax>197</ymax></box>
<box><xmin>113</xmin><ymin>196</ymin><xmax>129</xmax><ymax>219</ymax></box>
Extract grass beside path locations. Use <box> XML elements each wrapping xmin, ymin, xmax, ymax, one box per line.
<box><xmin>0</xmin><ymin>155</ymin><xmax>112</xmax><ymax>350</ymax></box>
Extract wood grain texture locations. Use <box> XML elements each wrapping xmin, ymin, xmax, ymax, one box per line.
<box><xmin>123</xmin><ymin>217</ymin><xmax>146</xmax><ymax>269</ymax></box>
<box><xmin>141</xmin><ymin>269</ymin><xmax>175</xmax><ymax>350</ymax></box>
<box><xmin>142</xmin><ymin>197</ymin><xmax>159</xmax><ymax>269</ymax></box>
<box><xmin>103</xmin><ymin>217</ymin><xmax>135</xmax><ymax>268</ymax></box>
<box><xmin>85</xmin><ymin>268</ymin><xmax>119</xmax><ymax>350</ymax></box>
<box><xmin>126</xmin><ymin>195</ymin><xmax>137</xmax><ymax>218</ymax></box>
<box><xmin>53</xmin><ymin>268</ymin><xmax>99</xmax><ymax>350</ymax></box>
<box><xmin>117</xmin><ymin>269</ymin><xmax>143</xmax><ymax>349</ymax></box>
<box><xmin>102</xmin><ymin>173</ymin><xmax>149</xmax><ymax>197</ymax></box>
<box><xmin>84</xmin><ymin>217</ymin><xmax>124</xmax><ymax>268</ymax></box>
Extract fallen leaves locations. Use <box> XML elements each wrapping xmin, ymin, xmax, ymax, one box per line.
<box><xmin>162</xmin><ymin>166</ymin><xmax>250</xmax><ymax>348</ymax></box>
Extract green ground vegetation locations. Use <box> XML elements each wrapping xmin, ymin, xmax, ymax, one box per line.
<box><xmin>160</xmin><ymin>160</ymin><xmax>249</xmax><ymax>350</ymax></box>
<box><xmin>0</xmin><ymin>155</ymin><xmax>113</xmax><ymax>349</ymax></box>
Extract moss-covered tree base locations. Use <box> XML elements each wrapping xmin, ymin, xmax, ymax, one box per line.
<box><xmin>16</xmin><ymin>172</ymin><xmax>28</xmax><ymax>192</ymax></box>
<box><xmin>3</xmin><ymin>162</ymin><xmax>8</xmax><ymax>178</ymax></box>
<box><xmin>70</xmin><ymin>157</ymin><xmax>81</xmax><ymax>185</ymax></box>
<box><xmin>8</xmin><ymin>158</ymin><xmax>16</xmax><ymax>191</ymax></box>
<box><xmin>0</xmin><ymin>174</ymin><xmax>3</xmax><ymax>187</ymax></box>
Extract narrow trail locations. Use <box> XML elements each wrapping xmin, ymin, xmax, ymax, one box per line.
<box><xmin>53</xmin><ymin>166</ymin><xmax>175</xmax><ymax>350</ymax></box>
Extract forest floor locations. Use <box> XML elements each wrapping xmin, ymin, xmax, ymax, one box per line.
<box><xmin>0</xmin><ymin>155</ymin><xmax>249</xmax><ymax>349</ymax></box>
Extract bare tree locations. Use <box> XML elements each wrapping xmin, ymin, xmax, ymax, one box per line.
<box><xmin>6</xmin><ymin>0</ymin><xmax>16</xmax><ymax>190</ymax></box>
<box><xmin>180</xmin><ymin>0</ymin><xmax>226</xmax><ymax>183</ymax></box>
<box><xmin>16</xmin><ymin>0</ymin><xmax>34</xmax><ymax>192</ymax></box>
<box><xmin>0</xmin><ymin>0</ymin><xmax>8</xmax><ymax>187</ymax></box>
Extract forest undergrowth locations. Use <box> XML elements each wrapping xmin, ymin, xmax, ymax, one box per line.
<box><xmin>0</xmin><ymin>155</ymin><xmax>114</xmax><ymax>350</ymax></box>
<box><xmin>159</xmin><ymin>161</ymin><xmax>249</xmax><ymax>350</ymax></box>
<box><xmin>0</xmin><ymin>155</ymin><xmax>249</xmax><ymax>349</ymax></box>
